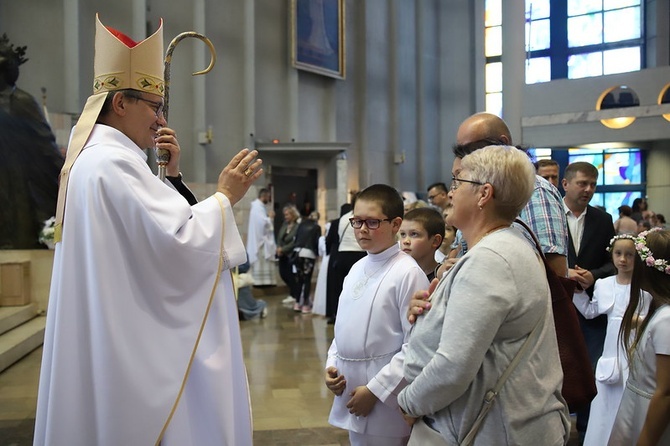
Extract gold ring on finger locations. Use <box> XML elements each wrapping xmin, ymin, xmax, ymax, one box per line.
<box><xmin>244</xmin><ymin>167</ymin><xmax>253</xmax><ymax>177</ymax></box>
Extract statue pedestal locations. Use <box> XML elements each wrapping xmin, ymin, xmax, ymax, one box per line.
<box><xmin>0</xmin><ymin>261</ymin><xmax>31</xmax><ymax>306</ymax></box>
<box><xmin>0</xmin><ymin>250</ymin><xmax>54</xmax><ymax>313</ymax></box>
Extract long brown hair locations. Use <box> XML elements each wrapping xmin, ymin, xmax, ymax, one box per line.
<box><xmin>620</xmin><ymin>229</ymin><xmax>670</xmax><ymax>362</ymax></box>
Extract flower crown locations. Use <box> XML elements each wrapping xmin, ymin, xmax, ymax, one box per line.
<box><xmin>635</xmin><ymin>228</ymin><xmax>670</xmax><ymax>275</ymax></box>
<box><xmin>607</xmin><ymin>233</ymin><xmax>637</xmax><ymax>252</ymax></box>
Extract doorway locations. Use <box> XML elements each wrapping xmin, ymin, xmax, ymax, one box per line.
<box><xmin>270</xmin><ymin>166</ymin><xmax>318</xmax><ymax>238</ymax></box>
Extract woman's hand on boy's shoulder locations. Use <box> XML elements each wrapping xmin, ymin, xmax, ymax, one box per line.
<box><xmin>407</xmin><ymin>278</ymin><xmax>439</xmax><ymax>324</ymax></box>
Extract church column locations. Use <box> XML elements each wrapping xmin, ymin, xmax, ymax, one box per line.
<box><xmin>647</xmin><ymin>0</ymin><xmax>670</xmax><ymax>67</ymax></box>
<box><xmin>63</xmin><ymin>0</ymin><xmax>80</xmax><ymax>113</ymax></box>
<box><xmin>388</xmin><ymin>0</ymin><xmax>400</xmax><ymax>187</ymax></box>
<box><xmin>243</xmin><ymin>0</ymin><xmax>255</xmax><ymax>148</ymax></box>
<box><xmin>414</xmin><ymin>0</ymin><xmax>425</xmax><ymax>189</ymax></box>
<box><xmin>501</xmin><ymin>1</ymin><xmax>525</xmax><ymax>142</ymax></box>
<box><xmin>131</xmin><ymin>0</ymin><xmax>145</xmax><ymax>39</ymax></box>
<box><xmin>287</xmin><ymin>15</ymin><xmax>299</xmax><ymax>139</ymax></box>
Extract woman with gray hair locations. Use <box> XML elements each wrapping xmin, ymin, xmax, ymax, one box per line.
<box><xmin>398</xmin><ymin>146</ymin><xmax>570</xmax><ymax>445</ymax></box>
<box><xmin>276</xmin><ymin>204</ymin><xmax>302</xmax><ymax>304</ymax></box>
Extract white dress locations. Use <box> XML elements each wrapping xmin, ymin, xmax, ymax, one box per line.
<box><xmin>608</xmin><ymin>304</ymin><xmax>670</xmax><ymax>445</ymax></box>
<box><xmin>34</xmin><ymin>125</ymin><xmax>253</xmax><ymax>446</ymax></box>
<box><xmin>312</xmin><ymin>233</ymin><xmax>328</xmax><ymax>316</ymax></box>
<box><xmin>573</xmin><ymin>276</ymin><xmax>651</xmax><ymax>446</ymax></box>
<box><xmin>326</xmin><ymin>244</ymin><xmax>429</xmax><ymax>443</ymax></box>
<box><xmin>246</xmin><ymin>198</ymin><xmax>277</xmax><ymax>285</ymax></box>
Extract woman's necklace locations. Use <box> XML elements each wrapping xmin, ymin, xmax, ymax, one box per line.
<box><xmin>470</xmin><ymin>224</ymin><xmax>509</xmax><ymax>247</ymax></box>
<box><xmin>352</xmin><ymin>254</ymin><xmax>396</xmax><ymax>299</ymax></box>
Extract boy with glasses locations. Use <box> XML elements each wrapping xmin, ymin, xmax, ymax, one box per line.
<box><xmin>325</xmin><ymin>184</ymin><xmax>429</xmax><ymax>446</ymax></box>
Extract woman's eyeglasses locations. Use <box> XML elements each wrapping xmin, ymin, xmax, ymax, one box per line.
<box><xmin>450</xmin><ymin>176</ymin><xmax>485</xmax><ymax>191</ymax></box>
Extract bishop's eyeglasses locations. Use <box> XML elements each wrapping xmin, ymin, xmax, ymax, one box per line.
<box><xmin>136</xmin><ymin>97</ymin><xmax>165</xmax><ymax>118</ymax></box>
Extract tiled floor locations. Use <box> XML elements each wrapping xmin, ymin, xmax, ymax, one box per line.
<box><xmin>0</xmin><ymin>289</ymin><xmax>350</xmax><ymax>446</ymax></box>
<box><xmin>0</xmin><ymin>287</ymin><xmax>579</xmax><ymax>445</ymax></box>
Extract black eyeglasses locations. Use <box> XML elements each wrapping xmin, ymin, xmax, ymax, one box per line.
<box><xmin>349</xmin><ymin>218</ymin><xmax>393</xmax><ymax>229</ymax></box>
<box><xmin>135</xmin><ymin>97</ymin><xmax>165</xmax><ymax>118</ymax></box>
<box><xmin>450</xmin><ymin>176</ymin><xmax>485</xmax><ymax>191</ymax></box>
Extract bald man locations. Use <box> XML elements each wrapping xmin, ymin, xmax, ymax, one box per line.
<box><xmin>452</xmin><ymin>112</ymin><xmax>568</xmax><ymax>277</ymax></box>
<box><xmin>456</xmin><ymin>112</ymin><xmax>513</xmax><ymax>146</ymax></box>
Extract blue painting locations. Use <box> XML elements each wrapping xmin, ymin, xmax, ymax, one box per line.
<box><xmin>293</xmin><ymin>0</ymin><xmax>344</xmax><ymax>79</ymax></box>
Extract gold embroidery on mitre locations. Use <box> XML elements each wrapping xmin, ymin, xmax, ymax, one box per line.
<box><xmin>93</xmin><ymin>73</ymin><xmax>125</xmax><ymax>93</ymax></box>
<box><xmin>94</xmin><ymin>15</ymin><xmax>164</xmax><ymax>97</ymax></box>
<box><xmin>136</xmin><ymin>73</ymin><xmax>165</xmax><ymax>95</ymax></box>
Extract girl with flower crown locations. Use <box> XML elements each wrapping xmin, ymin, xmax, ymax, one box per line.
<box><xmin>608</xmin><ymin>228</ymin><xmax>670</xmax><ymax>445</ymax></box>
<box><xmin>573</xmin><ymin>234</ymin><xmax>651</xmax><ymax>445</ymax></box>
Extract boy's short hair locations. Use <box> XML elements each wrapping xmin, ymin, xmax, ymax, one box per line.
<box><xmin>403</xmin><ymin>208</ymin><xmax>446</xmax><ymax>239</ymax></box>
<box><xmin>356</xmin><ymin>184</ymin><xmax>404</xmax><ymax>220</ymax></box>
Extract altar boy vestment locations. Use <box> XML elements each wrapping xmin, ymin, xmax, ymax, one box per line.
<box><xmin>325</xmin><ymin>184</ymin><xmax>429</xmax><ymax>446</ymax></box>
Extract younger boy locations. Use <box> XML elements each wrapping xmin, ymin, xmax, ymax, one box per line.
<box><xmin>325</xmin><ymin>184</ymin><xmax>429</xmax><ymax>446</ymax></box>
<box><xmin>399</xmin><ymin>208</ymin><xmax>445</xmax><ymax>281</ymax></box>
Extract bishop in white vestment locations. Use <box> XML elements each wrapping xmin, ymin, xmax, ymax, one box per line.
<box><xmin>34</xmin><ymin>15</ymin><xmax>257</xmax><ymax>446</ymax></box>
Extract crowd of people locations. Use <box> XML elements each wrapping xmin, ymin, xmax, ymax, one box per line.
<box><xmin>320</xmin><ymin>113</ymin><xmax>668</xmax><ymax>446</ymax></box>
<box><xmin>26</xmin><ymin>14</ymin><xmax>668</xmax><ymax>446</ymax></box>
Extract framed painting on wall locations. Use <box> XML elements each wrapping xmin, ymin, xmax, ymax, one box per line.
<box><xmin>291</xmin><ymin>0</ymin><xmax>345</xmax><ymax>79</ymax></box>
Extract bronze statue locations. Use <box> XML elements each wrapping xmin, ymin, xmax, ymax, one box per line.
<box><xmin>0</xmin><ymin>33</ymin><xmax>64</xmax><ymax>249</ymax></box>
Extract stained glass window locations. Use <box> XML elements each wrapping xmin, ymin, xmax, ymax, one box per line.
<box><xmin>569</xmin><ymin>149</ymin><xmax>605</xmax><ymax>185</ymax></box>
<box><xmin>565</xmin><ymin>0</ymin><xmax>642</xmax><ymax>79</ymax></box>
<box><xmin>522</xmin><ymin>147</ymin><xmax>646</xmax><ymax>220</ymax></box>
<box><xmin>526</xmin><ymin>56</ymin><xmax>552</xmax><ymax>84</ymax></box>
<box><xmin>528</xmin><ymin>147</ymin><xmax>553</xmax><ymax>160</ymax></box>
<box><xmin>526</xmin><ymin>0</ymin><xmax>551</xmax><ymax>52</ymax></box>
<box><xmin>567</xmin><ymin>147</ymin><xmax>644</xmax><ymax>219</ymax></box>
<box><xmin>604</xmin><ymin>0</ymin><xmax>639</xmax><ymax>8</ymax></box>
<box><xmin>486</xmin><ymin>92</ymin><xmax>503</xmax><ymax>118</ymax></box>
<box><xmin>603</xmin><ymin>150</ymin><xmax>642</xmax><ymax>184</ymax></box>
<box><xmin>526</xmin><ymin>18</ymin><xmax>551</xmax><ymax>52</ymax></box>
<box><xmin>604</xmin><ymin>7</ymin><xmax>641</xmax><ymax>42</ymax></box>
<box><xmin>485</xmin><ymin>0</ymin><xmax>502</xmax><ymax>27</ymax></box>
<box><xmin>568</xmin><ymin>52</ymin><xmax>603</xmax><ymax>78</ymax></box>
<box><xmin>591</xmin><ymin>191</ymin><xmax>644</xmax><ymax>218</ymax></box>
<box><xmin>603</xmin><ymin>47</ymin><xmax>641</xmax><ymax>75</ymax></box>
<box><xmin>485</xmin><ymin>26</ymin><xmax>502</xmax><ymax>57</ymax></box>
<box><xmin>568</xmin><ymin>0</ymin><xmax>603</xmax><ymax>16</ymax></box>
<box><xmin>527</xmin><ymin>0</ymin><xmax>551</xmax><ymax>18</ymax></box>
<box><xmin>568</xmin><ymin>13</ymin><xmax>603</xmax><ymax>47</ymax></box>
<box><xmin>512</xmin><ymin>0</ymin><xmax>644</xmax><ymax>84</ymax></box>
<box><xmin>485</xmin><ymin>62</ymin><xmax>503</xmax><ymax>116</ymax></box>
<box><xmin>485</xmin><ymin>62</ymin><xmax>503</xmax><ymax>93</ymax></box>
<box><xmin>485</xmin><ymin>0</ymin><xmax>503</xmax><ymax>115</ymax></box>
